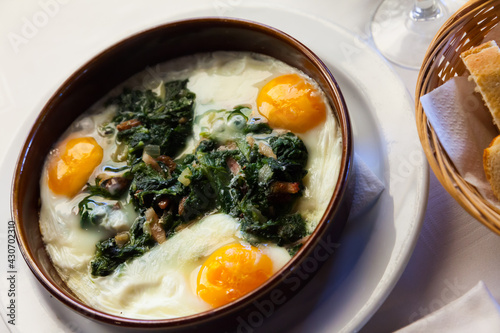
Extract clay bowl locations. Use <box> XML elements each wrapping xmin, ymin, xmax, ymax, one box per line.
<box><xmin>11</xmin><ymin>17</ymin><xmax>353</xmax><ymax>331</ymax></box>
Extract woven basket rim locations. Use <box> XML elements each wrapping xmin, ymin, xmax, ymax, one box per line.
<box><xmin>415</xmin><ymin>0</ymin><xmax>500</xmax><ymax>235</ymax></box>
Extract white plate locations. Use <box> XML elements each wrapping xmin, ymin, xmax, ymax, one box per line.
<box><xmin>0</xmin><ymin>3</ymin><xmax>428</xmax><ymax>333</ymax></box>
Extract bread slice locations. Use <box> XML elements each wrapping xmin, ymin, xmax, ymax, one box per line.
<box><xmin>484</xmin><ymin>135</ymin><xmax>500</xmax><ymax>199</ymax></box>
<box><xmin>461</xmin><ymin>40</ymin><xmax>500</xmax><ymax>130</ymax></box>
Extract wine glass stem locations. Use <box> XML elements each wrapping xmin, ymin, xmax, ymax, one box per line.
<box><xmin>411</xmin><ymin>0</ymin><xmax>441</xmax><ymax>20</ymax></box>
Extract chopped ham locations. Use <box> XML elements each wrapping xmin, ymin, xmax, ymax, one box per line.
<box><xmin>157</xmin><ymin>155</ymin><xmax>176</xmax><ymax>172</ymax></box>
<box><xmin>145</xmin><ymin>208</ymin><xmax>166</xmax><ymax>244</ymax></box>
<box><xmin>114</xmin><ymin>232</ymin><xmax>130</xmax><ymax>247</ymax></box>
<box><xmin>246</xmin><ymin>136</ymin><xmax>255</xmax><ymax>147</ymax></box>
<box><xmin>258</xmin><ymin>142</ymin><xmax>277</xmax><ymax>159</ymax></box>
<box><xmin>226</xmin><ymin>156</ymin><xmax>241</xmax><ymax>175</ymax></box>
<box><xmin>270</xmin><ymin>181</ymin><xmax>300</xmax><ymax>194</ymax></box>
<box><xmin>142</xmin><ymin>153</ymin><xmax>164</xmax><ymax>175</ymax></box>
<box><xmin>116</xmin><ymin>119</ymin><xmax>142</xmax><ymax>131</ymax></box>
<box><xmin>217</xmin><ymin>142</ymin><xmax>238</xmax><ymax>151</ymax></box>
<box><xmin>158</xmin><ymin>198</ymin><xmax>170</xmax><ymax>210</ymax></box>
<box><xmin>178</xmin><ymin>196</ymin><xmax>188</xmax><ymax>216</ymax></box>
<box><xmin>100</xmin><ymin>177</ymin><xmax>130</xmax><ymax>197</ymax></box>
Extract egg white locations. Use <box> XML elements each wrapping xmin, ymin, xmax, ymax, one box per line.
<box><xmin>38</xmin><ymin>51</ymin><xmax>342</xmax><ymax>319</ymax></box>
<box><xmin>88</xmin><ymin>213</ymin><xmax>290</xmax><ymax>318</ymax></box>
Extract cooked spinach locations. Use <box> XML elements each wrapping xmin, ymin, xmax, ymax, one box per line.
<box><xmin>83</xmin><ymin>177</ymin><xmax>130</xmax><ymax>200</ymax></box>
<box><xmin>109</xmin><ymin>80</ymin><xmax>195</xmax><ymax>164</ymax></box>
<box><xmin>86</xmin><ymin>80</ymin><xmax>197</xmax><ymax>276</ymax></box>
<box><xmin>243</xmin><ymin>123</ymin><xmax>273</xmax><ymax>135</ymax></box>
<box><xmin>129</xmin><ymin>162</ymin><xmax>183</xmax><ymax>207</ymax></box>
<box><xmin>90</xmin><ymin>216</ymin><xmax>155</xmax><ymax>276</ymax></box>
<box><xmin>79</xmin><ymin>197</ymin><xmax>112</xmax><ymax>229</ymax></box>
<box><xmin>78</xmin><ymin>177</ymin><xmax>131</xmax><ymax>229</ymax></box>
<box><xmin>241</xmin><ymin>213</ymin><xmax>307</xmax><ymax>246</ymax></box>
<box><xmin>81</xmin><ymin>83</ymin><xmax>310</xmax><ymax>276</ymax></box>
<box><xmin>268</xmin><ymin>132</ymin><xmax>308</xmax><ymax>182</ymax></box>
<box><xmin>190</xmin><ymin>137</ymin><xmax>308</xmax><ymax>244</ymax></box>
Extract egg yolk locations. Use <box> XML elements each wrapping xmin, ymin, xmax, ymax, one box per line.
<box><xmin>47</xmin><ymin>137</ymin><xmax>103</xmax><ymax>197</ymax></box>
<box><xmin>196</xmin><ymin>243</ymin><xmax>273</xmax><ymax>308</ymax></box>
<box><xmin>257</xmin><ymin>74</ymin><xmax>326</xmax><ymax>133</ymax></box>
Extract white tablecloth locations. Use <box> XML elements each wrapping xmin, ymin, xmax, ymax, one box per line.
<box><xmin>2</xmin><ymin>0</ymin><xmax>499</xmax><ymax>332</ymax></box>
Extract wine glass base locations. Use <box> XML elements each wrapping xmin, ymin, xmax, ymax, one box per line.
<box><xmin>371</xmin><ymin>0</ymin><xmax>447</xmax><ymax>70</ymax></box>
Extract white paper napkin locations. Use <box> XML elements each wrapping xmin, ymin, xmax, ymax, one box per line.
<box><xmin>397</xmin><ymin>281</ymin><xmax>500</xmax><ymax>333</ymax></box>
<box><xmin>349</xmin><ymin>153</ymin><xmax>385</xmax><ymax>219</ymax></box>
<box><xmin>420</xmin><ymin>76</ymin><xmax>500</xmax><ymax>205</ymax></box>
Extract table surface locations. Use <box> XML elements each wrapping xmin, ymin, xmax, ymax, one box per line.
<box><xmin>2</xmin><ymin>0</ymin><xmax>500</xmax><ymax>332</ymax></box>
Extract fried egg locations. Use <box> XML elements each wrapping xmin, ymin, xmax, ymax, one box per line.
<box><xmin>38</xmin><ymin>52</ymin><xmax>342</xmax><ymax>318</ymax></box>
<box><xmin>81</xmin><ymin>213</ymin><xmax>290</xmax><ymax>318</ymax></box>
<box><xmin>257</xmin><ymin>73</ymin><xmax>327</xmax><ymax>133</ymax></box>
<box><xmin>47</xmin><ymin>136</ymin><xmax>103</xmax><ymax>197</ymax></box>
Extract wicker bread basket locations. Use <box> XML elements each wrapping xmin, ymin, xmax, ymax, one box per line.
<box><xmin>416</xmin><ymin>0</ymin><xmax>500</xmax><ymax>233</ymax></box>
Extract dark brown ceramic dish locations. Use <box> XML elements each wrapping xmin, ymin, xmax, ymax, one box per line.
<box><xmin>11</xmin><ymin>18</ymin><xmax>352</xmax><ymax>331</ymax></box>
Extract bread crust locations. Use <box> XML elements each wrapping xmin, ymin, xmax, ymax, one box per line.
<box><xmin>484</xmin><ymin>135</ymin><xmax>500</xmax><ymax>200</ymax></box>
<box><xmin>461</xmin><ymin>41</ymin><xmax>500</xmax><ymax>200</ymax></box>
<box><xmin>461</xmin><ymin>40</ymin><xmax>500</xmax><ymax>130</ymax></box>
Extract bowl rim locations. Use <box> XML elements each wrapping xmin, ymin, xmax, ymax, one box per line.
<box><xmin>11</xmin><ymin>16</ymin><xmax>352</xmax><ymax>328</ymax></box>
